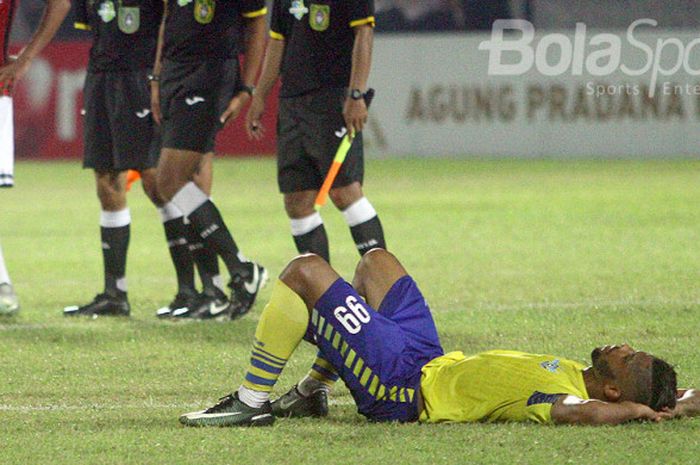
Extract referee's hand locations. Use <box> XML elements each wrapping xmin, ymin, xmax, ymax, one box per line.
<box><xmin>220</xmin><ymin>92</ymin><xmax>250</xmax><ymax>127</ymax></box>
<box><xmin>343</xmin><ymin>96</ymin><xmax>368</xmax><ymax>139</ymax></box>
<box><xmin>245</xmin><ymin>95</ymin><xmax>265</xmax><ymax>140</ymax></box>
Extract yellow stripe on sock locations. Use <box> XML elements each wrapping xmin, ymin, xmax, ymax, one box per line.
<box><xmin>340</xmin><ymin>341</ymin><xmax>349</xmax><ymax>356</ymax></box>
<box><xmin>311</xmin><ymin>309</ymin><xmax>319</xmax><ymax>327</ymax></box>
<box><xmin>407</xmin><ymin>389</ymin><xmax>415</xmax><ymax>402</ymax></box>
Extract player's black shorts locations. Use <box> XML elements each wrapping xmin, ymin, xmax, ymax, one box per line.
<box><xmin>277</xmin><ymin>88</ymin><xmax>364</xmax><ymax>193</ymax></box>
<box><xmin>83</xmin><ymin>69</ymin><xmax>159</xmax><ymax>171</ymax></box>
<box><xmin>160</xmin><ymin>59</ymin><xmax>240</xmax><ymax>154</ymax></box>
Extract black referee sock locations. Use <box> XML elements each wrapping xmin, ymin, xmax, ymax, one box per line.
<box><xmin>101</xmin><ymin>224</ymin><xmax>130</xmax><ymax>298</ymax></box>
<box><xmin>293</xmin><ymin>224</ymin><xmax>330</xmax><ymax>263</ymax></box>
<box><xmin>187</xmin><ymin>200</ymin><xmax>246</xmax><ymax>278</ymax></box>
<box><xmin>185</xmin><ymin>221</ymin><xmax>220</xmax><ymax>293</ymax></box>
<box><xmin>350</xmin><ymin>216</ymin><xmax>386</xmax><ymax>256</ymax></box>
<box><xmin>343</xmin><ymin>197</ymin><xmax>386</xmax><ymax>256</ymax></box>
<box><xmin>163</xmin><ymin>217</ymin><xmax>196</xmax><ymax>294</ymax></box>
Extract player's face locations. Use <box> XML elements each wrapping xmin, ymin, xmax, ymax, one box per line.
<box><xmin>591</xmin><ymin>344</ymin><xmax>654</xmax><ymax>400</ymax></box>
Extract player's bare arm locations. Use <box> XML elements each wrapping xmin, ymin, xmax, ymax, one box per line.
<box><xmin>0</xmin><ymin>0</ymin><xmax>70</xmax><ymax>91</ymax></box>
<box><xmin>343</xmin><ymin>24</ymin><xmax>373</xmax><ymax>137</ymax></box>
<box><xmin>245</xmin><ymin>37</ymin><xmax>285</xmax><ymax>140</ymax></box>
<box><xmin>220</xmin><ymin>14</ymin><xmax>267</xmax><ymax>126</ymax></box>
<box><xmin>550</xmin><ymin>396</ymin><xmax>672</xmax><ymax>426</ymax></box>
<box><xmin>150</xmin><ymin>0</ymin><xmax>168</xmax><ymax>125</ymax></box>
<box><xmin>672</xmin><ymin>389</ymin><xmax>700</xmax><ymax>418</ymax></box>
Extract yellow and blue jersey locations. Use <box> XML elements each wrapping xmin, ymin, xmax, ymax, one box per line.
<box><xmin>419</xmin><ymin>350</ymin><xmax>589</xmax><ymax>424</ymax></box>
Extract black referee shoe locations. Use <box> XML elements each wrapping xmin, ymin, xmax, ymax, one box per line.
<box><xmin>228</xmin><ymin>262</ymin><xmax>268</xmax><ymax>319</ymax></box>
<box><xmin>63</xmin><ymin>292</ymin><xmax>130</xmax><ymax>317</ymax></box>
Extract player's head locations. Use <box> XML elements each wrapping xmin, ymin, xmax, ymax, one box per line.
<box><xmin>590</xmin><ymin>344</ymin><xmax>677</xmax><ymax>411</ymax></box>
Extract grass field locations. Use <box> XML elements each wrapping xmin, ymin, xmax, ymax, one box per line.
<box><xmin>1</xmin><ymin>158</ymin><xmax>699</xmax><ymax>464</ymax></box>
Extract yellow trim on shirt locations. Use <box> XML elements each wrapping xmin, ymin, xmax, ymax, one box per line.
<box><xmin>74</xmin><ymin>22</ymin><xmax>92</xmax><ymax>31</ymax></box>
<box><xmin>242</xmin><ymin>7</ymin><xmax>267</xmax><ymax>18</ymax></box>
<box><xmin>349</xmin><ymin>16</ymin><xmax>375</xmax><ymax>28</ymax></box>
<box><xmin>269</xmin><ymin>30</ymin><xmax>285</xmax><ymax>40</ymax></box>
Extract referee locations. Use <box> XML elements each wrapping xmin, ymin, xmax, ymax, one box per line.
<box><xmin>244</xmin><ymin>0</ymin><xmax>388</xmax><ymax>413</ymax></box>
<box><xmin>152</xmin><ymin>0</ymin><xmax>268</xmax><ymax>319</ymax></box>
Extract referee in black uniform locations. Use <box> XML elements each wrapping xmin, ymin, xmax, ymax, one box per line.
<box><xmin>243</xmin><ymin>0</ymin><xmax>388</xmax><ymax>413</ymax></box>
<box><xmin>152</xmin><ymin>0</ymin><xmax>268</xmax><ymax>319</ymax></box>
<box><xmin>66</xmin><ymin>0</ymin><xmax>215</xmax><ymax>317</ymax></box>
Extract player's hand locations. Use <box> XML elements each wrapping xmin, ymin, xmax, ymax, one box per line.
<box><xmin>245</xmin><ymin>95</ymin><xmax>265</xmax><ymax>140</ymax></box>
<box><xmin>635</xmin><ymin>403</ymin><xmax>672</xmax><ymax>422</ymax></box>
<box><xmin>673</xmin><ymin>389</ymin><xmax>700</xmax><ymax>418</ymax></box>
<box><xmin>343</xmin><ymin>96</ymin><xmax>368</xmax><ymax>139</ymax></box>
<box><xmin>0</xmin><ymin>56</ymin><xmax>31</xmax><ymax>95</ymax></box>
<box><xmin>150</xmin><ymin>81</ymin><xmax>162</xmax><ymax>125</ymax></box>
<box><xmin>220</xmin><ymin>92</ymin><xmax>250</xmax><ymax>127</ymax></box>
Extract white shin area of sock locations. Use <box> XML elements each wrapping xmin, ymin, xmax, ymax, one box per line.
<box><xmin>237</xmin><ymin>385</ymin><xmax>269</xmax><ymax>408</ymax></box>
<box><xmin>290</xmin><ymin>212</ymin><xmax>323</xmax><ymax>236</ymax></box>
<box><xmin>171</xmin><ymin>182</ymin><xmax>208</xmax><ymax>218</ymax></box>
<box><xmin>0</xmin><ymin>242</ymin><xmax>10</xmax><ymax>284</ymax></box>
<box><xmin>342</xmin><ymin>197</ymin><xmax>377</xmax><ymax>227</ymax></box>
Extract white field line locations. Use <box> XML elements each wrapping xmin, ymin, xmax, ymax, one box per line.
<box><xmin>0</xmin><ymin>399</ymin><xmax>355</xmax><ymax>412</ymax></box>
<box><xmin>1</xmin><ymin>297</ymin><xmax>698</xmax><ymax>332</ymax></box>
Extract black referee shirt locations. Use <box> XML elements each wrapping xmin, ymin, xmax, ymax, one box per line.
<box><xmin>162</xmin><ymin>0</ymin><xmax>266</xmax><ymax>63</ymax></box>
<box><xmin>270</xmin><ymin>0</ymin><xmax>375</xmax><ymax>98</ymax></box>
<box><xmin>75</xmin><ymin>0</ymin><xmax>163</xmax><ymax>72</ymax></box>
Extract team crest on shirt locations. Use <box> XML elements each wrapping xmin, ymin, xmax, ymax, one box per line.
<box><xmin>289</xmin><ymin>0</ymin><xmax>308</xmax><ymax>20</ymax></box>
<box><xmin>540</xmin><ymin>359</ymin><xmax>560</xmax><ymax>373</ymax></box>
<box><xmin>194</xmin><ymin>0</ymin><xmax>215</xmax><ymax>24</ymax></box>
<box><xmin>309</xmin><ymin>4</ymin><xmax>330</xmax><ymax>31</ymax></box>
<box><xmin>118</xmin><ymin>7</ymin><xmax>140</xmax><ymax>33</ymax></box>
<box><xmin>97</xmin><ymin>0</ymin><xmax>116</xmax><ymax>22</ymax></box>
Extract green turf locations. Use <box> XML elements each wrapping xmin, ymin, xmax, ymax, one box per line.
<box><xmin>1</xmin><ymin>158</ymin><xmax>699</xmax><ymax>464</ymax></box>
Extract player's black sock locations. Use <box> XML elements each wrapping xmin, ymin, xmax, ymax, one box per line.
<box><xmin>185</xmin><ymin>222</ymin><xmax>221</xmax><ymax>292</ymax></box>
<box><xmin>350</xmin><ymin>216</ymin><xmax>386</xmax><ymax>255</ymax></box>
<box><xmin>101</xmin><ymin>224</ymin><xmax>130</xmax><ymax>298</ymax></box>
<box><xmin>163</xmin><ymin>217</ymin><xmax>196</xmax><ymax>294</ymax></box>
<box><xmin>187</xmin><ymin>200</ymin><xmax>246</xmax><ymax>278</ymax></box>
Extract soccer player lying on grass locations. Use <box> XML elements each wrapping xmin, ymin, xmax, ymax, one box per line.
<box><xmin>180</xmin><ymin>249</ymin><xmax>700</xmax><ymax>427</ymax></box>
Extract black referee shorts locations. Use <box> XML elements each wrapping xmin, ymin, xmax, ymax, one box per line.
<box><xmin>277</xmin><ymin>88</ymin><xmax>364</xmax><ymax>194</ymax></box>
<box><xmin>83</xmin><ymin>69</ymin><xmax>159</xmax><ymax>171</ymax></box>
<box><xmin>160</xmin><ymin>59</ymin><xmax>240</xmax><ymax>154</ymax></box>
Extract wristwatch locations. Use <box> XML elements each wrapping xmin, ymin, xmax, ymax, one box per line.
<box><xmin>240</xmin><ymin>84</ymin><xmax>256</xmax><ymax>96</ymax></box>
<box><xmin>348</xmin><ymin>88</ymin><xmax>363</xmax><ymax>100</ymax></box>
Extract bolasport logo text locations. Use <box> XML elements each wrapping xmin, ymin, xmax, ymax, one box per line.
<box><xmin>478</xmin><ymin>19</ymin><xmax>700</xmax><ymax>98</ymax></box>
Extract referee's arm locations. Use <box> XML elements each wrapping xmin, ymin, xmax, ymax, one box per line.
<box><xmin>344</xmin><ymin>23</ymin><xmax>374</xmax><ymax>137</ymax></box>
<box><xmin>244</xmin><ymin>32</ymin><xmax>285</xmax><ymax>139</ymax></box>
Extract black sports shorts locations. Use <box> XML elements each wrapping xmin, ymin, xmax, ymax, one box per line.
<box><xmin>277</xmin><ymin>87</ymin><xmax>364</xmax><ymax>194</ymax></box>
<box><xmin>159</xmin><ymin>59</ymin><xmax>240</xmax><ymax>154</ymax></box>
<box><xmin>82</xmin><ymin>69</ymin><xmax>159</xmax><ymax>171</ymax></box>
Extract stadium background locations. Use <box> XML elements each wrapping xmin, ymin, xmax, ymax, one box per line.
<box><xmin>3</xmin><ymin>2</ymin><xmax>700</xmax><ymax>464</ymax></box>
<box><xmin>11</xmin><ymin>0</ymin><xmax>700</xmax><ymax>159</ymax></box>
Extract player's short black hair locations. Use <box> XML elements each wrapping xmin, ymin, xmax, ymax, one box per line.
<box><xmin>648</xmin><ymin>357</ymin><xmax>677</xmax><ymax>411</ymax></box>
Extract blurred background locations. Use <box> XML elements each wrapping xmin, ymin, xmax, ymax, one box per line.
<box><xmin>8</xmin><ymin>0</ymin><xmax>700</xmax><ymax>159</ymax></box>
